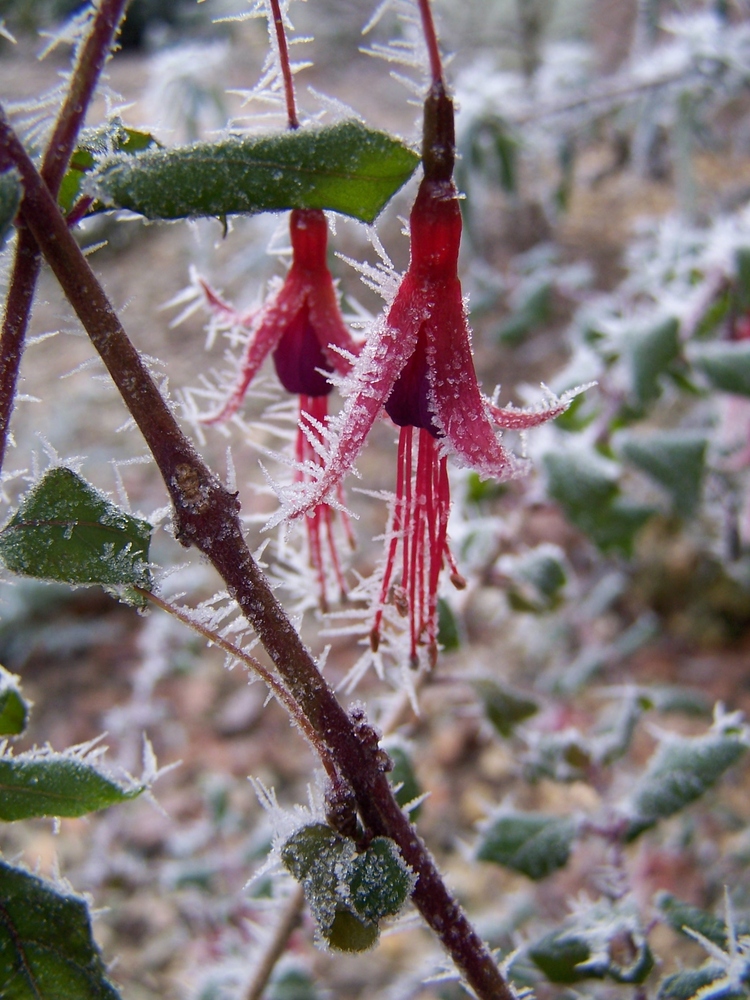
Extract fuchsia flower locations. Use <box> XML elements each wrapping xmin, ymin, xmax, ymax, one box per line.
<box><xmin>200</xmin><ymin>207</ymin><xmax>359</xmax><ymax>608</ymax></box>
<box><xmin>276</xmin><ymin>86</ymin><xmax>577</xmax><ymax>666</ymax></box>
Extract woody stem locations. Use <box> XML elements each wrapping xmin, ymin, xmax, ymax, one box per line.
<box><xmin>0</xmin><ymin>0</ymin><xmax>130</xmax><ymax>476</ymax></box>
<box><xmin>0</xmin><ymin>113</ymin><xmax>514</xmax><ymax>1000</ymax></box>
<box><xmin>269</xmin><ymin>0</ymin><xmax>299</xmax><ymax>129</ymax></box>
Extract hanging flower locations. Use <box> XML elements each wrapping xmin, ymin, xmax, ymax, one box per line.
<box><xmin>273</xmin><ymin>85</ymin><xmax>584</xmax><ymax>666</ymax></box>
<box><xmin>198</xmin><ymin>207</ymin><xmax>360</xmax><ymax>609</ymax></box>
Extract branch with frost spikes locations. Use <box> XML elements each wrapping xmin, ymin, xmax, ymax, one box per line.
<box><xmin>0</xmin><ymin>0</ymin><xmax>131</xmax><ymax>476</ymax></box>
<box><xmin>0</xmin><ymin>113</ymin><xmax>514</xmax><ymax>1000</ymax></box>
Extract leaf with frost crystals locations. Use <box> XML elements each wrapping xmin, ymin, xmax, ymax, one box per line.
<box><xmin>0</xmin><ymin>168</ymin><xmax>21</xmax><ymax>246</ymax></box>
<box><xmin>689</xmin><ymin>341</ymin><xmax>750</xmax><ymax>398</ymax></box>
<box><xmin>0</xmin><ymin>467</ymin><xmax>152</xmax><ymax>607</ymax></box>
<box><xmin>93</xmin><ymin>120</ymin><xmax>420</xmax><ymax>224</ymax></box>
<box><xmin>0</xmin><ymin>859</ymin><xmax>122</xmax><ymax>999</ymax></box>
<box><xmin>57</xmin><ymin>118</ymin><xmax>158</xmax><ymax>215</ymax></box>
<box><xmin>623</xmin><ymin>719</ymin><xmax>747</xmax><ymax>842</ymax></box>
<box><xmin>474</xmin><ymin>679</ymin><xmax>538</xmax><ymax>737</ymax></box>
<box><xmin>280</xmin><ymin>823</ymin><xmax>414</xmax><ymax>952</ymax></box>
<box><xmin>0</xmin><ymin>665</ymin><xmax>28</xmax><ymax>736</ymax></box>
<box><xmin>0</xmin><ymin>745</ymin><xmax>143</xmax><ymax>821</ymax></box>
<box><xmin>619</xmin><ymin>430</ymin><xmax>707</xmax><ymax>517</ymax></box>
<box><xmin>476</xmin><ymin>810</ymin><xmax>576</xmax><ymax>880</ymax></box>
<box><xmin>544</xmin><ymin>449</ymin><xmax>654</xmax><ymax>556</ymax></box>
<box><xmin>529</xmin><ymin>898</ymin><xmax>654</xmax><ymax>985</ymax></box>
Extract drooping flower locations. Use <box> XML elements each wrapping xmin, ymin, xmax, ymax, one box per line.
<box><xmin>274</xmin><ymin>84</ymin><xmax>582</xmax><ymax>666</ymax></box>
<box><xmin>197</xmin><ymin>207</ymin><xmax>360</xmax><ymax>608</ymax></box>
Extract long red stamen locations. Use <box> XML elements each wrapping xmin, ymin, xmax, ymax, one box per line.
<box><xmin>372</xmin><ymin>427</ymin><xmax>455</xmax><ymax>668</ymax></box>
<box><xmin>297</xmin><ymin>394</ymin><xmax>349</xmax><ymax>610</ymax></box>
<box><xmin>371</xmin><ymin>426</ymin><xmax>410</xmax><ymax>652</ymax></box>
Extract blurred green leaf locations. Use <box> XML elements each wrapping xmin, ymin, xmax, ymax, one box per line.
<box><xmin>619</xmin><ymin>431</ymin><xmax>708</xmax><ymax>517</ymax></box>
<box><xmin>657</xmin><ymin>966</ymin><xmax>733</xmax><ymax>1000</ymax></box>
<box><xmin>94</xmin><ymin>121</ymin><xmax>420</xmax><ymax>224</ymax></box>
<box><xmin>544</xmin><ymin>450</ymin><xmax>654</xmax><ymax>556</ymax></box>
<box><xmin>437</xmin><ymin>597</ymin><xmax>460</xmax><ymax>652</ymax></box>
<box><xmin>0</xmin><ymin>666</ymin><xmax>28</xmax><ymax>737</ymax></box>
<box><xmin>689</xmin><ymin>341</ymin><xmax>750</xmax><ymax>397</ymax></box>
<box><xmin>529</xmin><ymin>901</ymin><xmax>653</xmax><ymax>985</ymax></box>
<box><xmin>0</xmin><ymin>860</ymin><xmax>122</xmax><ymax>999</ymax></box>
<box><xmin>624</xmin><ymin>726</ymin><xmax>747</xmax><ymax>841</ymax></box>
<box><xmin>475</xmin><ymin>680</ymin><xmax>538</xmax><ymax>737</ymax></box>
<box><xmin>497</xmin><ymin>281</ymin><xmax>552</xmax><ymax>346</ymax></box>
<box><xmin>0</xmin><ymin>752</ymin><xmax>142</xmax><ymax>821</ymax></box>
<box><xmin>477</xmin><ymin>811</ymin><xmax>576</xmax><ymax>879</ymax></box>
<box><xmin>384</xmin><ymin>739</ymin><xmax>422</xmax><ymax>816</ymax></box>
<box><xmin>657</xmin><ymin>894</ymin><xmax>736</xmax><ymax>949</ymax></box>
<box><xmin>266</xmin><ymin>968</ymin><xmax>320</xmax><ymax>1000</ymax></box>
<box><xmin>0</xmin><ymin>168</ymin><xmax>21</xmax><ymax>245</ymax></box>
<box><xmin>735</xmin><ymin>247</ymin><xmax>750</xmax><ymax>314</ymax></box>
<box><xmin>0</xmin><ymin>468</ymin><xmax>152</xmax><ymax>606</ymax></box>
<box><xmin>624</xmin><ymin>316</ymin><xmax>680</xmax><ymax>406</ymax></box>
<box><xmin>506</xmin><ymin>546</ymin><xmax>567</xmax><ymax>613</ymax></box>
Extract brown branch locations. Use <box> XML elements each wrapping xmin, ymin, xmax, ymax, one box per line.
<box><xmin>0</xmin><ymin>115</ymin><xmax>513</xmax><ymax>1000</ymax></box>
<box><xmin>0</xmin><ymin>0</ymin><xmax>130</xmax><ymax>474</ymax></box>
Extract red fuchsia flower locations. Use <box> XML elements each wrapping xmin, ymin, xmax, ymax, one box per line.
<box><xmin>199</xmin><ymin>207</ymin><xmax>359</xmax><ymax>609</ymax></box>
<box><xmin>273</xmin><ymin>85</ymin><xmax>580</xmax><ymax>667</ymax></box>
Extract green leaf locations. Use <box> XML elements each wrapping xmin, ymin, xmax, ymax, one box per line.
<box><xmin>497</xmin><ymin>281</ymin><xmax>553</xmax><ymax>346</ymax></box>
<box><xmin>529</xmin><ymin>930</ymin><xmax>598</xmax><ymax>984</ymax></box>
<box><xmin>624</xmin><ymin>316</ymin><xmax>680</xmax><ymax>406</ymax></box>
<box><xmin>0</xmin><ymin>750</ymin><xmax>142</xmax><ymax>821</ymax></box>
<box><xmin>529</xmin><ymin>901</ymin><xmax>654</xmax><ymax>985</ymax></box>
<box><xmin>0</xmin><ymin>665</ymin><xmax>28</xmax><ymax>736</ymax></box>
<box><xmin>689</xmin><ymin>341</ymin><xmax>750</xmax><ymax>397</ymax></box>
<box><xmin>280</xmin><ymin>824</ymin><xmax>414</xmax><ymax>952</ymax></box>
<box><xmin>266</xmin><ymin>968</ymin><xmax>321</xmax><ymax>1000</ymax></box>
<box><xmin>506</xmin><ymin>545</ymin><xmax>567</xmax><ymax>613</ymax></box>
<box><xmin>326</xmin><ymin>909</ymin><xmax>379</xmax><ymax>953</ymax></box>
<box><xmin>94</xmin><ymin>121</ymin><xmax>420</xmax><ymax>224</ymax></box>
<box><xmin>0</xmin><ymin>168</ymin><xmax>21</xmax><ymax>245</ymax></box>
<box><xmin>475</xmin><ymin>680</ymin><xmax>538</xmax><ymax>737</ymax></box>
<box><xmin>348</xmin><ymin>837</ymin><xmax>414</xmax><ymax>922</ymax></box>
<box><xmin>619</xmin><ymin>431</ymin><xmax>708</xmax><ymax>517</ymax></box>
<box><xmin>437</xmin><ymin>596</ymin><xmax>460</xmax><ymax>652</ymax></box>
<box><xmin>624</xmin><ymin>725</ymin><xmax>747</xmax><ymax>841</ymax></box>
<box><xmin>476</xmin><ymin>810</ymin><xmax>576</xmax><ymax>880</ymax></box>
<box><xmin>0</xmin><ymin>468</ymin><xmax>152</xmax><ymax>605</ymax></box>
<box><xmin>657</xmin><ymin>966</ymin><xmax>731</xmax><ymax>1000</ymax></box>
<box><xmin>657</xmin><ymin>894</ymin><xmax>734</xmax><ymax>950</ymax></box>
<box><xmin>544</xmin><ymin>450</ymin><xmax>654</xmax><ymax>556</ymax></box>
<box><xmin>0</xmin><ymin>860</ymin><xmax>122</xmax><ymax>999</ymax></box>
<box><xmin>383</xmin><ymin>739</ymin><xmax>422</xmax><ymax>816</ymax></box>
<box><xmin>58</xmin><ymin>119</ymin><xmax>159</xmax><ymax>215</ymax></box>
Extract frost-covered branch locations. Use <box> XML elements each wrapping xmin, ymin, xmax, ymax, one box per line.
<box><xmin>0</xmin><ymin>110</ymin><xmax>513</xmax><ymax>1000</ymax></box>
<box><xmin>0</xmin><ymin>0</ymin><xmax>131</xmax><ymax>474</ymax></box>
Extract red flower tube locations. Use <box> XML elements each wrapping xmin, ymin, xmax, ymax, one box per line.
<box><xmin>198</xmin><ymin>207</ymin><xmax>359</xmax><ymax>609</ymax></box>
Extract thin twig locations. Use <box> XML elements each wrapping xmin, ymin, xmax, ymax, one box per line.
<box><xmin>0</xmin><ymin>0</ymin><xmax>131</xmax><ymax>474</ymax></box>
<box><xmin>135</xmin><ymin>587</ymin><xmax>339</xmax><ymax>782</ymax></box>
<box><xmin>243</xmin><ymin>884</ymin><xmax>306</xmax><ymax>1000</ymax></box>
